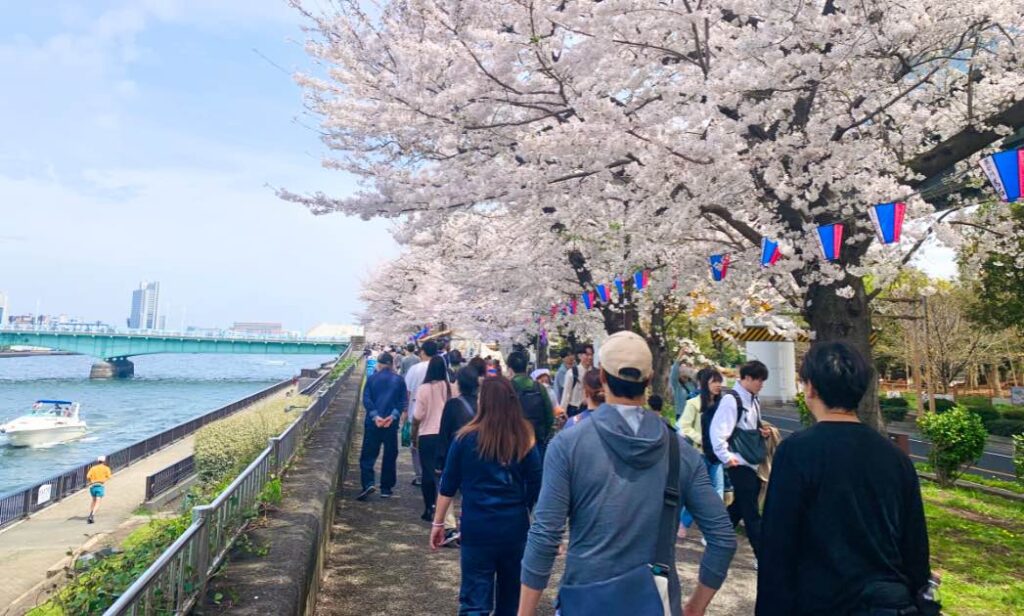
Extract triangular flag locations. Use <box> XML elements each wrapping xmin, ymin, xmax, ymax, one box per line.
<box><xmin>760</xmin><ymin>238</ymin><xmax>781</xmax><ymax>267</ymax></box>
<box><xmin>869</xmin><ymin>202</ymin><xmax>907</xmax><ymax>244</ymax></box>
<box><xmin>709</xmin><ymin>254</ymin><xmax>730</xmax><ymax>281</ymax></box>
<box><xmin>816</xmin><ymin>223</ymin><xmax>844</xmax><ymax>261</ymax></box>
<box><xmin>979</xmin><ymin>149</ymin><xmax>1024</xmax><ymax>202</ymax></box>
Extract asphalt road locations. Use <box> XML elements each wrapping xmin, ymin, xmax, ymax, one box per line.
<box><xmin>763</xmin><ymin>413</ymin><xmax>1017</xmax><ymax>482</ymax></box>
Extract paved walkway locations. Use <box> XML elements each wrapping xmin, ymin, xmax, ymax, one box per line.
<box><xmin>316</xmin><ymin>420</ymin><xmax>757</xmax><ymax>615</ymax></box>
<box><xmin>0</xmin><ymin>386</ymin><xmax>297</xmax><ymax>613</ymax></box>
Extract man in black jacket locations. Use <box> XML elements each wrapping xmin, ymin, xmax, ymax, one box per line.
<box><xmin>757</xmin><ymin>342</ymin><xmax>933</xmax><ymax>615</ymax></box>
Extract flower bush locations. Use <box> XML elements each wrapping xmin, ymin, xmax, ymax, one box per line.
<box><xmin>917</xmin><ymin>407</ymin><xmax>988</xmax><ymax>486</ymax></box>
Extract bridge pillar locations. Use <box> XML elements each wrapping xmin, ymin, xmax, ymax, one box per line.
<box><xmin>90</xmin><ymin>358</ymin><xmax>135</xmax><ymax>379</ymax></box>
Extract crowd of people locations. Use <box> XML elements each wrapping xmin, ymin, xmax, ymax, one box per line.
<box><xmin>358</xmin><ymin>335</ymin><xmax>938</xmax><ymax>616</ymax></box>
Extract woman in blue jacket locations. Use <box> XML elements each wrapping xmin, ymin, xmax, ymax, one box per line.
<box><xmin>432</xmin><ymin>376</ymin><xmax>543</xmax><ymax>616</ymax></box>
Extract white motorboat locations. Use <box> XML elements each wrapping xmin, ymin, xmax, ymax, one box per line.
<box><xmin>1</xmin><ymin>400</ymin><xmax>88</xmax><ymax>447</ymax></box>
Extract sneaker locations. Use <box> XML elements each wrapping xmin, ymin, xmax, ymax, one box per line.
<box><xmin>420</xmin><ymin>512</ymin><xmax>433</xmax><ymax>522</ymax></box>
<box><xmin>441</xmin><ymin>529</ymin><xmax>461</xmax><ymax>548</ymax></box>
<box><xmin>411</xmin><ymin>477</ymin><xmax>422</xmax><ymax>487</ymax></box>
<box><xmin>380</xmin><ymin>490</ymin><xmax>396</xmax><ymax>498</ymax></box>
<box><xmin>356</xmin><ymin>486</ymin><xmax>376</xmax><ymax>501</ymax></box>
<box><xmin>87</xmin><ymin>515</ymin><xmax>94</xmax><ymax>524</ymax></box>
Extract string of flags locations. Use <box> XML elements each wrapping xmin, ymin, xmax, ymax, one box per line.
<box><xmin>536</xmin><ymin>147</ymin><xmax>1021</xmax><ymax>320</ymax></box>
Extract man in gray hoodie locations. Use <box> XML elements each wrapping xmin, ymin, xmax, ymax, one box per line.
<box><xmin>518</xmin><ymin>331</ymin><xmax>736</xmax><ymax>616</ymax></box>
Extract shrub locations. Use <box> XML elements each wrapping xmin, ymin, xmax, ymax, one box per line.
<box><xmin>194</xmin><ymin>394</ymin><xmax>310</xmax><ymax>487</ymax></box>
<box><xmin>881</xmin><ymin>396</ymin><xmax>909</xmax><ymax>408</ymax></box>
<box><xmin>795</xmin><ymin>391</ymin><xmax>814</xmax><ymax>427</ymax></box>
<box><xmin>1000</xmin><ymin>408</ymin><xmax>1024</xmax><ymax>421</ymax></box>
<box><xmin>1014</xmin><ymin>434</ymin><xmax>1024</xmax><ymax>485</ymax></box>
<box><xmin>931</xmin><ymin>398</ymin><xmax>957</xmax><ymax>413</ymax></box>
<box><xmin>983</xmin><ymin>419</ymin><xmax>1024</xmax><ymax>437</ymax></box>
<box><xmin>917</xmin><ymin>407</ymin><xmax>987</xmax><ymax>486</ymax></box>
<box><xmin>967</xmin><ymin>406</ymin><xmax>1001</xmax><ymax>423</ymax></box>
<box><xmin>881</xmin><ymin>405</ymin><xmax>909</xmax><ymax>423</ymax></box>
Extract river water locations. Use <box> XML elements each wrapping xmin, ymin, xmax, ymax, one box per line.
<box><xmin>0</xmin><ymin>353</ymin><xmax>336</xmax><ymax>495</ymax></box>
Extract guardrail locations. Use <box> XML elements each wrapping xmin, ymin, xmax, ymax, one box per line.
<box><xmin>145</xmin><ymin>456</ymin><xmax>196</xmax><ymax>501</ymax></box>
<box><xmin>103</xmin><ymin>350</ymin><xmax>356</xmax><ymax>616</ymax></box>
<box><xmin>0</xmin><ymin>378</ymin><xmax>297</xmax><ymax>531</ymax></box>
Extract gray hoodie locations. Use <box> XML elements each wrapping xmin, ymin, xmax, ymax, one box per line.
<box><xmin>521</xmin><ymin>403</ymin><xmax>736</xmax><ymax>613</ymax></box>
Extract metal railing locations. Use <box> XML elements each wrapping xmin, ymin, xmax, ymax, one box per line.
<box><xmin>0</xmin><ymin>378</ymin><xmax>296</xmax><ymax>531</ymax></box>
<box><xmin>145</xmin><ymin>456</ymin><xmax>196</xmax><ymax>501</ymax></box>
<box><xmin>103</xmin><ymin>351</ymin><xmax>355</xmax><ymax>616</ymax></box>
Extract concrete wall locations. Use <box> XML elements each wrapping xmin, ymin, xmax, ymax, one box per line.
<box><xmin>744</xmin><ymin>341</ymin><xmax>797</xmax><ymax>403</ymax></box>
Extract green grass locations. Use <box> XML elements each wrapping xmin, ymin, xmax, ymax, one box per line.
<box><xmin>915</xmin><ymin>463</ymin><xmax>1024</xmax><ymax>495</ymax></box>
<box><xmin>921</xmin><ymin>483</ymin><xmax>1024</xmax><ymax>615</ymax></box>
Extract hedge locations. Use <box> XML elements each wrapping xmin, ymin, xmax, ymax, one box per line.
<box><xmin>918</xmin><ymin>407</ymin><xmax>987</xmax><ymax>485</ymax></box>
<box><xmin>983</xmin><ymin>419</ymin><xmax>1024</xmax><ymax>437</ymax></box>
<box><xmin>1000</xmin><ymin>408</ymin><xmax>1024</xmax><ymax>422</ymax></box>
<box><xmin>194</xmin><ymin>393</ymin><xmax>311</xmax><ymax>486</ymax></box>
<box><xmin>881</xmin><ymin>405</ymin><xmax>909</xmax><ymax>423</ymax></box>
<box><xmin>931</xmin><ymin>398</ymin><xmax>957</xmax><ymax>413</ymax></box>
<box><xmin>880</xmin><ymin>397</ymin><xmax>909</xmax><ymax>408</ymax></box>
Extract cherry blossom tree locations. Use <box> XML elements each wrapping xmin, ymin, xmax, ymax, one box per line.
<box><xmin>289</xmin><ymin>0</ymin><xmax>1024</xmax><ymax>426</ymax></box>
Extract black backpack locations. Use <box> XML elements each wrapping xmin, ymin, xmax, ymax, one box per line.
<box><xmin>517</xmin><ymin>381</ymin><xmax>550</xmax><ymax>443</ymax></box>
<box><xmin>701</xmin><ymin>396</ymin><xmax>722</xmax><ymax>464</ymax></box>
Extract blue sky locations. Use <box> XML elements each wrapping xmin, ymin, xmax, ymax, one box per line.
<box><xmin>0</xmin><ymin>1</ymin><xmax>397</xmax><ymax>332</ymax></box>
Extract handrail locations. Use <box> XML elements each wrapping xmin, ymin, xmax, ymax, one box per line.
<box><xmin>103</xmin><ymin>346</ymin><xmax>355</xmax><ymax>615</ymax></box>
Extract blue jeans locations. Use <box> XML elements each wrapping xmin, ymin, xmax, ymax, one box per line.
<box><xmin>459</xmin><ymin>542</ymin><xmax>524</xmax><ymax>616</ymax></box>
<box><xmin>359</xmin><ymin>422</ymin><xmax>398</xmax><ymax>492</ymax></box>
<box><xmin>680</xmin><ymin>458</ymin><xmax>724</xmax><ymax>528</ymax></box>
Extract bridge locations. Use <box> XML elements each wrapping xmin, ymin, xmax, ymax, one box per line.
<box><xmin>0</xmin><ymin>328</ymin><xmax>350</xmax><ymax>378</ymax></box>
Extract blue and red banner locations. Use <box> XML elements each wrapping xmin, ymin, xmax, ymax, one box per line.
<box><xmin>816</xmin><ymin>223</ymin><xmax>844</xmax><ymax>261</ymax></box>
<box><xmin>633</xmin><ymin>269</ymin><xmax>650</xmax><ymax>291</ymax></box>
<box><xmin>869</xmin><ymin>201</ymin><xmax>907</xmax><ymax>244</ymax></box>
<box><xmin>596</xmin><ymin>284</ymin><xmax>609</xmax><ymax>303</ymax></box>
<box><xmin>614</xmin><ymin>276</ymin><xmax>625</xmax><ymax>298</ymax></box>
<box><xmin>582</xmin><ymin>291</ymin><xmax>593</xmax><ymax>310</ymax></box>
<box><xmin>570</xmin><ymin>298</ymin><xmax>578</xmax><ymax>315</ymax></box>
<box><xmin>760</xmin><ymin>238</ymin><xmax>781</xmax><ymax>267</ymax></box>
<box><xmin>709</xmin><ymin>254</ymin><xmax>730</xmax><ymax>281</ymax></box>
<box><xmin>979</xmin><ymin>149</ymin><xmax>1024</xmax><ymax>202</ymax></box>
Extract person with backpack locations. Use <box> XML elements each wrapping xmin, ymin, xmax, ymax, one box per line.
<box><xmin>757</xmin><ymin>342</ymin><xmax>936</xmax><ymax>616</ymax></box>
<box><xmin>519</xmin><ymin>331</ymin><xmax>736</xmax><ymax>616</ymax></box>
<box><xmin>709</xmin><ymin>360</ymin><xmax>771</xmax><ymax>566</ymax></box>
<box><xmin>508</xmin><ymin>351</ymin><xmax>555</xmax><ymax>457</ymax></box>
<box><xmin>677</xmin><ymin>367</ymin><xmax>726</xmax><ymax>539</ymax></box>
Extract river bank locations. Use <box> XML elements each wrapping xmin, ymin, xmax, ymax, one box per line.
<box><xmin>0</xmin><ymin>354</ymin><xmax>335</xmax><ymax>495</ymax></box>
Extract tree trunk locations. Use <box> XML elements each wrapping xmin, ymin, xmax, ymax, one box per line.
<box><xmin>646</xmin><ymin>303</ymin><xmax>670</xmax><ymax>398</ymax></box>
<box><xmin>803</xmin><ymin>275</ymin><xmax>883</xmax><ymax>431</ymax></box>
<box><xmin>990</xmin><ymin>364</ymin><xmax>1003</xmax><ymax>398</ymax></box>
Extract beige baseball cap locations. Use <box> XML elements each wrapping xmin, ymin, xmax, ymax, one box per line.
<box><xmin>600</xmin><ymin>331</ymin><xmax>653</xmax><ymax>383</ymax></box>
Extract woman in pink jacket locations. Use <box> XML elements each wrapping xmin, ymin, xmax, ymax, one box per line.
<box><xmin>414</xmin><ymin>355</ymin><xmax>453</xmax><ymax>521</ymax></box>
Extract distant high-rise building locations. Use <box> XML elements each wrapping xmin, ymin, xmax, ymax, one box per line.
<box><xmin>128</xmin><ymin>282</ymin><xmax>160</xmax><ymax>329</ymax></box>
<box><xmin>0</xmin><ymin>292</ymin><xmax>8</xmax><ymax>326</ymax></box>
